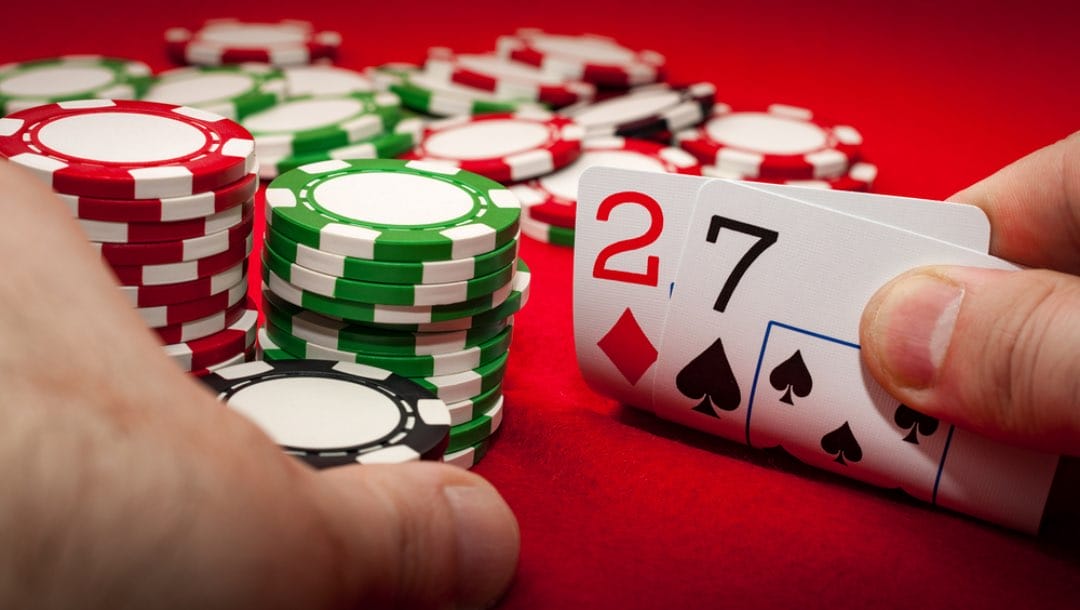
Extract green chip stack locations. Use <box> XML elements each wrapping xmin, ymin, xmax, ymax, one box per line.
<box><xmin>256</xmin><ymin>158</ymin><xmax>532</xmax><ymax>469</ymax></box>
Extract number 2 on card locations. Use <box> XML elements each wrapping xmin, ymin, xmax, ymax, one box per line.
<box><xmin>592</xmin><ymin>191</ymin><xmax>664</xmax><ymax>287</ymax></box>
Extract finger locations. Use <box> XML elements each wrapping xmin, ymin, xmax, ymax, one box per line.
<box><xmin>313</xmin><ymin>463</ymin><xmax>520</xmax><ymax>609</ymax></box>
<box><xmin>860</xmin><ymin>265</ymin><xmax>1080</xmax><ymax>456</ymax></box>
<box><xmin>947</xmin><ymin>130</ymin><xmax>1080</xmax><ymax>274</ymax></box>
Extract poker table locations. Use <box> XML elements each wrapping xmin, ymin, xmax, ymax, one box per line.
<box><xmin>3</xmin><ymin>0</ymin><xmax>1078</xmax><ymax>607</ymax></box>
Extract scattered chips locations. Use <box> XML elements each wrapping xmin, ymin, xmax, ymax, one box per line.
<box><xmin>496</xmin><ymin>29</ymin><xmax>666</xmax><ymax>87</ymax></box>
<box><xmin>165</xmin><ymin>19</ymin><xmax>341</xmax><ymax>66</ymax></box>
<box><xmin>425</xmin><ymin>47</ymin><xmax>595</xmax><ymax>108</ymax></box>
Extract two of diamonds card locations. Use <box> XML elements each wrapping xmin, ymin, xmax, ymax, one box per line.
<box><xmin>573</xmin><ymin>168</ymin><xmax>1058</xmax><ymax>533</ymax></box>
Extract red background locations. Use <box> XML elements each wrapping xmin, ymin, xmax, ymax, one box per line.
<box><xmin>3</xmin><ymin>0</ymin><xmax>1079</xmax><ymax>607</ymax></box>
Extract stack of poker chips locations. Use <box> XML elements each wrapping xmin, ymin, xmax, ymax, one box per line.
<box><xmin>256</xmin><ymin>158</ymin><xmax>529</xmax><ymax>469</ymax></box>
<box><xmin>675</xmin><ymin>103</ymin><xmax>877</xmax><ymax>191</ymax></box>
<box><xmin>0</xmin><ymin>99</ymin><xmax>259</xmax><ymax>376</ymax></box>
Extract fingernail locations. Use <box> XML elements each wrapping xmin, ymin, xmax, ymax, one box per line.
<box><xmin>865</xmin><ymin>272</ymin><xmax>965</xmax><ymax>389</ymax></box>
<box><xmin>444</xmin><ymin>483</ymin><xmax>517</xmax><ymax>600</ymax></box>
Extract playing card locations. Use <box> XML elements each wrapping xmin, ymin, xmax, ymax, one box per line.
<box><xmin>650</xmin><ymin>180</ymin><xmax>1058</xmax><ymax>532</ymax></box>
<box><xmin>574</xmin><ymin>169</ymin><xmax>992</xmax><ymax>411</ymax></box>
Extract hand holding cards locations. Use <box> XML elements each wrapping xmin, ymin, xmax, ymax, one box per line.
<box><xmin>573</xmin><ymin>168</ymin><xmax>1059</xmax><ymax>533</ymax></box>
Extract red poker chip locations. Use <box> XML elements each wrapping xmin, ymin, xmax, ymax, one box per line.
<box><xmin>511</xmin><ymin>136</ymin><xmax>701</xmax><ymax>228</ymax></box>
<box><xmin>136</xmin><ymin>279</ymin><xmax>248</xmax><ymax>327</ymax></box>
<box><xmin>495</xmin><ymin>29</ymin><xmax>666</xmax><ymax>87</ymax></box>
<box><xmin>109</xmin><ymin>235</ymin><xmax>252</xmax><ymax>286</ymax></box>
<box><xmin>403</xmin><ymin>110</ymin><xmax>584</xmax><ymax>183</ymax></box>
<box><xmin>675</xmin><ymin>103</ymin><xmax>864</xmax><ymax>180</ymax></box>
<box><xmin>79</xmin><ymin>201</ymin><xmax>252</xmax><ymax>244</ymax></box>
<box><xmin>92</xmin><ymin>209</ymin><xmax>253</xmax><ymax>265</ymax></box>
<box><xmin>165</xmin><ymin>19</ymin><xmax>341</xmax><ymax>67</ymax></box>
<box><xmin>164</xmin><ymin>306</ymin><xmax>259</xmax><ymax>371</ymax></box>
<box><xmin>153</xmin><ymin>298</ymin><xmax>249</xmax><ymax>344</ymax></box>
<box><xmin>59</xmin><ymin>170</ymin><xmax>257</xmax><ymax>223</ymax></box>
<box><xmin>0</xmin><ymin>99</ymin><xmax>254</xmax><ymax>199</ymax></box>
<box><xmin>190</xmin><ymin>346</ymin><xmax>257</xmax><ymax>378</ymax></box>
<box><xmin>425</xmin><ymin>47</ymin><xmax>595</xmax><ymax>108</ymax></box>
<box><xmin>118</xmin><ymin>261</ymin><xmax>247</xmax><ymax>307</ymax></box>
<box><xmin>702</xmin><ymin>161</ymin><xmax>878</xmax><ymax>192</ymax></box>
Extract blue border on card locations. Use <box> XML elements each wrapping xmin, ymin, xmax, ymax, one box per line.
<box><xmin>744</xmin><ymin>320</ymin><xmax>952</xmax><ymax>505</ymax></box>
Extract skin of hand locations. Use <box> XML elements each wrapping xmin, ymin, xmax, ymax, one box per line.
<box><xmin>0</xmin><ymin>161</ymin><xmax>519</xmax><ymax>610</ymax></box>
<box><xmin>860</xmin><ymin>131</ymin><xmax>1080</xmax><ymax>457</ymax></box>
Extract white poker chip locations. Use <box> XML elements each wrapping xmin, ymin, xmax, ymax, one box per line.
<box><xmin>0</xmin><ymin>55</ymin><xmax>152</xmax><ymax>114</ymax></box>
<box><xmin>200</xmin><ymin>359</ymin><xmax>451</xmax><ymax>467</ymax></box>
<box><xmin>143</xmin><ymin>64</ymin><xmax>286</xmax><ymax>120</ymax></box>
<box><xmin>283</xmin><ymin>65</ymin><xmax>375</xmax><ymax>98</ymax></box>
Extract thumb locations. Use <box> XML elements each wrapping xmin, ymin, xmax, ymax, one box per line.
<box><xmin>311</xmin><ymin>462</ymin><xmax>520</xmax><ymax>609</ymax></box>
<box><xmin>860</xmin><ymin>265</ymin><xmax>1080</xmax><ymax>455</ymax></box>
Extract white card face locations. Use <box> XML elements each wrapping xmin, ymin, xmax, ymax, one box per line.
<box><xmin>573</xmin><ymin>168</ymin><xmax>702</xmax><ymax>408</ymax></box>
<box><xmin>650</xmin><ymin>180</ymin><xmax>1058</xmax><ymax>533</ymax></box>
<box><xmin>573</xmin><ymin>170</ymin><xmax>993</xmax><ymax>411</ymax></box>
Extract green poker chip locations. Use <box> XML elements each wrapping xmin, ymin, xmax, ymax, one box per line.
<box><xmin>265</xmin><ymin>227</ymin><xmax>519</xmax><ymax>285</ymax></box>
<box><xmin>142</xmin><ymin>63</ymin><xmax>285</xmax><ymax>120</ymax></box>
<box><xmin>265</xmin><ymin>158</ymin><xmax>521</xmax><ymax>262</ymax></box>
<box><xmin>243</xmin><ymin>91</ymin><xmax>402</xmax><ymax>158</ymax></box>
<box><xmin>521</xmin><ymin>211</ymin><xmax>574</xmax><ymax>247</ymax></box>
<box><xmin>262</xmin><ymin>241</ymin><xmax>516</xmax><ymax>307</ymax></box>
<box><xmin>343</xmin><ymin>258</ymin><xmax>530</xmax><ymax>333</ymax></box>
<box><xmin>1</xmin><ymin>55</ymin><xmax>152</xmax><ymax>114</ymax></box>
<box><xmin>370</xmin><ymin>63</ymin><xmax>539</xmax><ymax>117</ymax></box>
<box><xmin>444</xmin><ymin>383</ymin><xmax>503</xmax><ymax>426</ymax></box>
<box><xmin>258</xmin><ymin>330</ymin><xmax>510</xmax><ymax>404</ymax></box>
<box><xmin>263</xmin><ymin>289</ymin><xmax>511</xmax><ymax>357</ymax></box>
<box><xmin>447</xmin><ymin>397</ymin><xmax>504</xmax><ymax>453</ymax></box>
<box><xmin>263</xmin><ymin>320</ymin><xmax>512</xmax><ymax>377</ymax></box>
<box><xmin>262</xmin><ymin>263</ymin><xmax>516</xmax><ymax>324</ymax></box>
<box><xmin>442</xmin><ymin>436</ymin><xmax>493</xmax><ymax>470</ymax></box>
<box><xmin>258</xmin><ymin>117</ymin><xmax>423</xmax><ymax>180</ymax></box>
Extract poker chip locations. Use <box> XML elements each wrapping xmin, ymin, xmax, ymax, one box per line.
<box><xmin>263</xmin><ymin>289</ymin><xmax>511</xmax><ymax>356</ymax></box>
<box><xmin>165</xmin><ymin>19</ymin><xmax>342</xmax><ymax>67</ymax></box>
<box><xmin>404</xmin><ymin>110</ymin><xmax>585</xmax><ymax>183</ymax></box>
<box><xmin>283</xmin><ymin>65</ymin><xmax>375</xmax><ymax>98</ymax></box>
<box><xmin>153</xmin><ymin>297</ymin><xmax>248</xmax><ymax>343</ymax></box>
<box><xmin>265</xmin><ymin>159</ymin><xmax>521</xmax><ymax>262</ymax></box>
<box><xmin>447</xmin><ymin>397</ymin><xmax>504</xmax><ymax>453</ymax></box>
<box><xmin>702</xmin><ymin>161</ymin><xmax>878</xmax><ymax>192</ymax></box>
<box><xmin>0</xmin><ymin>56</ymin><xmax>152</xmax><ymax>115</ymax></box>
<box><xmin>78</xmin><ymin>201</ymin><xmax>252</xmax><ymax>243</ymax></box>
<box><xmin>119</xmin><ymin>261</ymin><xmax>246</xmax><ymax>307</ymax></box>
<box><xmin>92</xmin><ymin>211</ymin><xmax>253</xmax><ymax>265</ymax></box>
<box><xmin>343</xmin><ymin>259</ymin><xmax>531</xmax><ymax>333</ymax></box>
<box><xmin>142</xmin><ymin>64</ymin><xmax>286</xmax><ymax>120</ymax></box>
<box><xmin>263</xmin><ymin>322</ymin><xmax>512</xmax><ymax>377</ymax></box>
<box><xmin>190</xmin><ymin>346</ymin><xmax>256</xmax><ymax>378</ymax></box>
<box><xmin>0</xmin><ymin>100</ymin><xmax>254</xmax><ymax>199</ymax></box>
<box><xmin>137</xmin><ymin>279</ymin><xmax>247</xmax><ymax>327</ymax></box>
<box><xmin>165</xmin><ymin>306</ymin><xmax>258</xmax><ymax>371</ymax></box>
<box><xmin>257</xmin><ymin>117</ymin><xmax>422</xmax><ymax>180</ymax></box>
<box><xmin>495</xmin><ymin>28</ymin><xmax>666</xmax><ymax>87</ymax></box>
<box><xmin>262</xmin><ymin>262</ymin><xmax>515</xmax><ymax>324</ymax></box>
<box><xmin>258</xmin><ymin>331</ymin><xmax>511</xmax><ymax>404</ymax></box>
<box><xmin>442</xmin><ymin>437</ymin><xmax>492</xmax><ymax>470</ymax></box>
<box><xmin>559</xmin><ymin>83</ymin><xmax>715</xmax><ymax>138</ymax></box>
<box><xmin>201</xmin><ymin>359</ymin><xmax>450</xmax><ymax>467</ymax></box>
<box><xmin>444</xmin><ymin>383</ymin><xmax>503</xmax><ymax>426</ymax></box>
<box><xmin>265</xmin><ymin>224</ymin><xmax>519</xmax><ymax>285</ymax></box>
<box><xmin>512</xmin><ymin>136</ymin><xmax>701</xmax><ymax>228</ymax></box>
<box><xmin>111</xmin><ymin>234</ymin><xmax>252</xmax><ymax>286</ymax></box>
<box><xmin>377</xmin><ymin>64</ymin><xmax>542</xmax><ymax>117</ymax></box>
<box><xmin>263</xmin><ymin>242</ymin><xmax>516</xmax><ymax>306</ymax></box>
<box><xmin>521</xmin><ymin>209</ymin><xmax>574</xmax><ymax>247</ymax></box>
<box><xmin>425</xmin><ymin>47</ymin><xmax>595</xmax><ymax>108</ymax></box>
<box><xmin>675</xmin><ymin>103</ymin><xmax>864</xmax><ymax>179</ymax></box>
<box><xmin>59</xmin><ymin>170</ymin><xmax>258</xmax><ymax>223</ymax></box>
<box><xmin>242</xmin><ymin>92</ymin><xmax>402</xmax><ymax>158</ymax></box>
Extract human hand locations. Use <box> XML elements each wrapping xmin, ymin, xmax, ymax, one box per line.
<box><xmin>0</xmin><ymin>161</ymin><xmax>519</xmax><ymax>609</ymax></box>
<box><xmin>860</xmin><ymin>131</ymin><xmax>1080</xmax><ymax>456</ymax></box>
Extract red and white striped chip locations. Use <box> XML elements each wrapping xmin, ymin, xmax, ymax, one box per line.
<box><xmin>164</xmin><ymin>306</ymin><xmax>258</xmax><ymax>372</ymax></box>
<box><xmin>165</xmin><ymin>19</ymin><xmax>341</xmax><ymax>67</ymax></box>
<box><xmin>60</xmin><ymin>170</ymin><xmax>257</xmax><ymax>223</ymax></box>
<box><xmin>109</xmin><ymin>235</ymin><xmax>252</xmax><ymax>286</ymax></box>
<box><xmin>137</xmin><ymin>279</ymin><xmax>248</xmax><ymax>327</ymax></box>
<box><xmin>495</xmin><ymin>29</ymin><xmax>666</xmax><ymax>87</ymax></box>
<box><xmin>153</xmin><ymin>298</ymin><xmax>249</xmax><ymax>344</ymax></box>
<box><xmin>118</xmin><ymin>262</ymin><xmax>247</xmax><ymax>307</ymax></box>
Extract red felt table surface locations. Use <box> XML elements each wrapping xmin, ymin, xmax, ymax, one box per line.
<box><xmin>3</xmin><ymin>0</ymin><xmax>1079</xmax><ymax>607</ymax></box>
